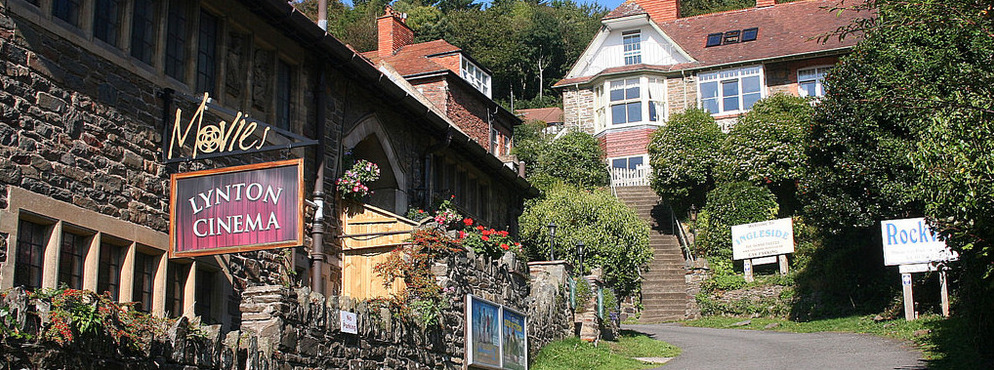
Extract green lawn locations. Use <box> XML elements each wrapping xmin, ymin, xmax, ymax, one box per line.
<box><xmin>532</xmin><ymin>330</ymin><xmax>681</xmax><ymax>370</ymax></box>
<box><xmin>685</xmin><ymin>314</ymin><xmax>985</xmax><ymax>369</ymax></box>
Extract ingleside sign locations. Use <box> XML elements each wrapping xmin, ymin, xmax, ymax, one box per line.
<box><xmin>169</xmin><ymin>159</ymin><xmax>304</xmax><ymax>258</ymax></box>
<box><xmin>731</xmin><ymin>218</ymin><xmax>795</xmax><ymax>260</ymax></box>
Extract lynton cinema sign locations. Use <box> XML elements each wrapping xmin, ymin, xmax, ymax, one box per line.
<box><xmin>169</xmin><ymin>159</ymin><xmax>304</xmax><ymax>258</ymax></box>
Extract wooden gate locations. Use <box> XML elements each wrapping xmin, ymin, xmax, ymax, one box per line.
<box><xmin>340</xmin><ymin>203</ymin><xmax>421</xmax><ymax>300</ymax></box>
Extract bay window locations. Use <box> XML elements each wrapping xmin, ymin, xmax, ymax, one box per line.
<box><xmin>699</xmin><ymin>66</ymin><xmax>764</xmax><ymax>115</ymax></box>
<box><xmin>595</xmin><ymin>76</ymin><xmax>665</xmax><ymax>132</ymax></box>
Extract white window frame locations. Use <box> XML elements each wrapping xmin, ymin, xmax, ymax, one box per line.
<box><xmin>622</xmin><ymin>30</ymin><xmax>642</xmax><ymax>65</ymax></box>
<box><xmin>595</xmin><ymin>76</ymin><xmax>666</xmax><ymax>133</ymax></box>
<box><xmin>609</xmin><ymin>155</ymin><xmax>647</xmax><ymax>170</ymax></box>
<box><xmin>697</xmin><ymin>65</ymin><xmax>765</xmax><ymax>115</ymax></box>
<box><xmin>461</xmin><ymin>57</ymin><xmax>492</xmax><ymax>98</ymax></box>
<box><xmin>798</xmin><ymin>65</ymin><xmax>831</xmax><ymax>98</ymax></box>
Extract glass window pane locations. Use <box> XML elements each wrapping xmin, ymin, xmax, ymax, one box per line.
<box><xmin>610</xmin><ymin>88</ymin><xmax>624</xmax><ymax>102</ymax></box>
<box><xmin>648</xmin><ymin>102</ymin><xmax>658</xmax><ymax>121</ymax></box>
<box><xmin>629</xmin><ymin>156</ymin><xmax>643</xmax><ymax>168</ymax></box>
<box><xmin>612</xmin><ymin>159</ymin><xmax>627</xmax><ymax>168</ymax></box>
<box><xmin>627</xmin><ymin>102</ymin><xmax>641</xmax><ymax>122</ymax></box>
<box><xmin>611</xmin><ymin>104</ymin><xmax>627</xmax><ymax>124</ymax></box>
<box><xmin>700</xmin><ymin>82</ymin><xmax>717</xmax><ymax>99</ymax></box>
<box><xmin>702</xmin><ymin>98</ymin><xmax>719</xmax><ymax>114</ymax></box>
<box><xmin>743</xmin><ymin>92</ymin><xmax>761</xmax><ymax>110</ymax></box>
<box><xmin>799</xmin><ymin>81</ymin><xmax>816</xmax><ymax>97</ymax></box>
<box><xmin>723</xmin><ymin>96</ymin><xmax>739</xmax><ymax>112</ymax></box>
<box><xmin>626</xmin><ymin>85</ymin><xmax>639</xmax><ymax>100</ymax></box>
<box><xmin>721</xmin><ymin>80</ymin><xmax>739</xmax><ymax>97</ymax></box>
<box><xmin>742</xmin><ymin>76</ymin><xmax>761</xmax><ymax>94</ymax></box>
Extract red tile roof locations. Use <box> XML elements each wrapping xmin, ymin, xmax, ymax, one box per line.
<box><xmin>517</xmin><ymin>107</ymin><xmax>564</xmax><ymax>124</ymax></box>
<box><xmin>363</xmin><ymin>39</ymin><xmax>462</xmax><ymax>77</ymax></box>
<box><xmin>555</xmin><ymin>0</ymin><xmax>867</xmax><ymax>87</ymax></box>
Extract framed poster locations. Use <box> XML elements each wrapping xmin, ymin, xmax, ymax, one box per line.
<box><xmin>466</xmin><ymin>295</ymin><xmax>502</xmax><ymax>369</ymax></box>
<box><xmin>169</xmin><ymin>158</ymin><xmax>304</xmax><ymax>258</ymax></box>
<box><xmin>501</xmin><ymin>307</ymin><xmax>527</xmax><ymax>370</ymax></box>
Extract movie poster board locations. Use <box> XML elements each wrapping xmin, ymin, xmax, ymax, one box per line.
<box><xmin>466</xmin><ymin>295</ymin><xmax>529</xmax><ymax>369</ymax></box>
<box><xmin>169</xmin><ymin>159</ymin><xmax>304</xmax><ymax>258</ymax></box>
<box><xmin>501</xmin><ymin>307</ymin><xmax>528</xmax><ymax>370</ymax></box>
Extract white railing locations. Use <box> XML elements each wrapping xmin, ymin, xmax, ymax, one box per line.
<box><xmin>610</xmin><ymin>164</ymin><xmax>650</xmax><ymax>187</ymax></box>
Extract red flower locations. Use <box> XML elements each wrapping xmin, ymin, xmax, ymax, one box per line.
<box><xmin>498</xmin><ymin>230</ymin><xmax>509</xmax><ymax>237</ymax></box>
<box><xmin>514</xmin><ymin>242</ymin><xmax>521</xmax><ymax>247</ymax></box>
<box><xmin>459</xmin><ymin>231</ymin><xmax>466</xmax><ymax>239</ymax></box>
<box><xmin>481</xmin><ymin>235</ymin><xmax>490</xmax><ymax>242</ymax></box>
<box><xmin>482</xmin><ymin>229</ymin><xmax>491</xmax><ymax>236</ymax></box>
<box><xmin>500</xmin><ymin>243</ymin><xmax>509</xmax><ymax>250</ymax></box>
<box><xmin>476</xmin><ymin>225</ymin><xmax>485</xmax><ymax>231</ymax></box>
<box><xmin>463</xmin><ymin>218</ymin><xmax>474</xmax><ymax>226</ymax></box>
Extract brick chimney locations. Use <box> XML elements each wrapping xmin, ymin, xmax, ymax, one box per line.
<box><xmin>756</xmin><ymin>0</ymin><xmax>775</xmax><ymax>7</ymax></box>
<box><xmin>377</xmin><ymin>6</ymin><xmax>413</xmax><ymax>55</ymax></box>
<box><xmin>635</xmin><ymin>0</ymin><xmax>679</xmax><ymax>22</ymax></box>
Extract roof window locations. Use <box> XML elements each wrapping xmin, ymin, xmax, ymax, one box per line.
<box><xmin>705</xmin><ymin>28</ymin><xmax>759</xmax><ymax>47</ymax></box>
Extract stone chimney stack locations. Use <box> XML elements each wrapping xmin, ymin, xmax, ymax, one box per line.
<box><xmin>756</xmin><ymin>0</ymin><xmax>775</xmax><ymax>7</ymax></box>
<box><xmin>376</xmin><ymin>6</ymin><xmax>413</xmax><ymax>55</ymax></box>
<box><xmin>636</xmin><ymin>0</ymin><xmax>679</xmax><ymax>22</ymax></box>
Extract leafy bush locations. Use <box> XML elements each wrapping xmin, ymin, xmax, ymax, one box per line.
<box><xmin>647</xmin><ymin>108</ymin><xmax>723</xmax><ymax>213</ymax></box>
<box><xmin>458</xmin><ymin>218</ymin><xmax>525</xmax><ymax>260</ymax></box>
<box><xmin>374</xmin><ymin>229</ymin><xmax>463</xmax><ymax>327</ymax></box>
<box><xmin>529</xmin><ymin>130</ymin><xmax>610</xmax><ymax>191</ymax></box>
<box><xmin>719</xmin><ymin>94</ymin><xmax>813</xmax><ymax>215</ymax></box>
<box><xmin>574</xmin><ymin>278</ymin><xmax>593</xmax><ymax>313</ymax></box>
<box><xmin>518</xmin><ymin>183</ymin><xmax>652</xmax><ymax>297</ymax></box>
<box><xmin>511</xmin><ymin>121</ymin><xmax>549</xmax><ymax>168</ymax></box>
<box><xmin>695</xmin><ymin>182</ymin><xmax>778</xmax><ymax>261</ymax></box>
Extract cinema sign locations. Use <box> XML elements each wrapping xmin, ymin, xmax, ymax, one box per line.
<box><xmin>169</xmin><ymin>159</ymin><xmax>304</xmax><ymax>258</ymax></box>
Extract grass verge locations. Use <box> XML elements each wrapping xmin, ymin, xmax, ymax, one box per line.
<box><xmin>685</xmin><ymin>314</ymin><xmax>985</xmax><ymax>369</ymax></box>
<box><xmin>532</xmin><ymin>330</ymin><xmax>681</xmax><ymax>370</ymax></box>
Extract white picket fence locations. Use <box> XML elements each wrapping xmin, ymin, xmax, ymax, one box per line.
<box><xmin>610</xmin><ymin>164</ymin><xmax>650</xmax><ymax>187</ymax></box>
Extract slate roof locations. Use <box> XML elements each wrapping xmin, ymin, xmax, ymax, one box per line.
<box><xmin>604</xmin><ymin>0</ymin><xmax>648</xmax><ymax>20</ymax></box>
<box><xmin>362</xmin><ymin>39</ymin><xmax>462</xmax><ymax>77</ymax></box>
<box><xmin>555</xmin><ymin>0</ymin><xmax>867</xmax><ymax>87</ymax></box>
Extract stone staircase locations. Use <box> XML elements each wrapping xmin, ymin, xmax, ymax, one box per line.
<box><xmin>615</xmin><ymin>186</ymin><xmax>688</xmax><ymax>323</ymax></box>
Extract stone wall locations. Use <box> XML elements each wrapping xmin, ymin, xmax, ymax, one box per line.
<box><xmin>0</xmin><ymin>249</ymin><xmax>575</xmax><ymax>369</ymax></box>
<box><xmin>562</xmin><ymin>87</ymin><xmax>595</xmax><ymax>134</ymax></box>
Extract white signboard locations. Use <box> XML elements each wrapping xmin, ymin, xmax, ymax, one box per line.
<box><xmin>881</xmin><ymin>218</ymin><xmax>958</xmax><ymax>266</ymax></box>
<box><xmin>732</xmin><ymin>218</ymin><xmax>795</xmax><ymax>260</ymax></box>
<box><xmin>340</xmin><ymin>311</ymin><xmax>358</xmax><ymax>334</ymax></box>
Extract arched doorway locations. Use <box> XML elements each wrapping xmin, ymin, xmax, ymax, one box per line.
<box><xmin>342</xmin><ymin>115</ymin><xmax>407</xmax><ymax>214</ymax></box>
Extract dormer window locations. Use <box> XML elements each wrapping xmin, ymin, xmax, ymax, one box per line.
<box><xmin>461</xmin><ymin>57</ymin><xmax>491</xmax><ymax>98</ymax></box>
<box><xmin>623</xmin><ymin>30</ymin><xmax>642</xmax><ymax>65</ymax></box>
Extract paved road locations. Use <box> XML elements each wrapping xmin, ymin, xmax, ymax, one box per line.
<box><xmin>623</xmin><ymin>323</ymin><xmax>926</xmax><ymax>370</ymax></box>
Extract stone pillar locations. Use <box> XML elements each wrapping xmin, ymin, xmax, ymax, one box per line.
<box><xmin>527</xmin><ymin>261</ymin><xmax>574</xmax><ymax>354</ymax></box>
<box><xmin>574</xmin><ymin>270</ymin><xmax>603</xmax><ymax>343</ymax></box>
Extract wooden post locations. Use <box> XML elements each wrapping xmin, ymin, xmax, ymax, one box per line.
<box><xmin>940</xmin><ymin>269</ymin><xmax>950</xmax><ymax>317</ymax></box>
<box><xmin>902</xmin><ymin>272</ymin><xmax>915</xmax><ymax>321</ymax></box>
<box><xmin>743</xmin><ymin>259</ymin><xmax>754</xmax><ymax>282</ymax></box>
<box><xmin>778</xmin><ymin>255</ymin><xmax>789</xmax><ymax>275</ymax></box>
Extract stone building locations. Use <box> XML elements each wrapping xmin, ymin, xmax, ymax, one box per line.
<box><xmin>553</xmin><ymin>0</ymin><xmax>865</xmax><ymax>321</ymax></box>
<box><xmin>0</xmin><ymin>0</ymin><xmax>532</xmax><ymax>332</ymax></box>
<box><xmin>363</xmin><ymin>7</ymin><xmax>521</xmax><ymax>169</ymax></box>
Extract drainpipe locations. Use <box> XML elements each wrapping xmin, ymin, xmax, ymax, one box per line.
<box><xmin>310</xmin><ymin>65</ymin><xmax>327</xmax><ymax>294</ymax></box>
<box><xmin>318</xmin><ymin>0</ymin><xmax>328</xmax><ymax>31</ymax></box>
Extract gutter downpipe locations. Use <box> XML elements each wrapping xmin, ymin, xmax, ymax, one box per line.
<box><xmin>310</xmin><ymin>63</ymin><xmax>327</xmax><ymax>294</ymax></box>
<box><xmin>317</xmin><ymin>0</ymin><xmax>327</xmax><ymax>31</ymax></box>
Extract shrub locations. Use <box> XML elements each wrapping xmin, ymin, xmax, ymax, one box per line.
<box><xmin>647</xmin><ymin>108</ymin><xmax>723</xmax><ymax>213</ymax></box>
<box><xmin>518</xmin><ymin>183</ymin><xmax>652</xmax><ymax>297</ymax></box>
<box><xmin>695</xmin><ymin>182</ymin><xmax>778</xmax><ymax>261</ymax></box>
<box><xmin>374</xmin><ymin>229</ymin><xmax>463</xmax><ymax>326</ymax></box>
<box><xmin>458</xmin><ymin>217</ymin><xmax>525</xmax><ymax>260</ymax></box>
<box><xmin>529</xmin><ymin>130</ymin><xmax>610</xmax><ymax>191</ymax></box>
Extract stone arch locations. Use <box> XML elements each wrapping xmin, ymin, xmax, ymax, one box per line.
<box><xmin>343</xmin><ymin>114</ymin><xmax>408</xmax><ymax>213</ymax></box>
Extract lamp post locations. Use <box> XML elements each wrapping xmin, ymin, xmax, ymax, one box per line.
<box><xmin>575</xmin><ymin>240</ymin><xmax>585</xmax><ymax>275</ymax></box>
<box><xmin>547</xmin><ymin>222</ymin><xmax>557</xmax><ymax>260</ymax></box>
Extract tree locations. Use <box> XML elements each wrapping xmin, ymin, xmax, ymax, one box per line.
<box><xmin>695</xmin><ymin>182</ymin><xmax>778</xmax><ymax>262</ymax></box>
<box><xmin>647</xmin><ymin>108</ymin><xmax>723</xmax><ymax>213</ymax></box>
<box><xmin>518</xmin><ymin>183</ymin><xmax>652</xmax><ymax>297</ymax></box>
<box><xmin>510</xmin><ymin>121</ymin><xmax>548</xmax><ymax>168</ymax></box>
<box><xmin>719</xmin><ymin>93</ymin><xmax>813</xmax><ymax>215</ymax></box>
<box><xmin>529</xmin><ymin>130</ymin><xmax>610</xmax><ymax>191</ymax></box>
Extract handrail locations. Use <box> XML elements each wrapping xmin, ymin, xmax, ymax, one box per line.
<box><xmin>670</xmin><ymin>204</ymin><xmax>695</xmax><ymax>266</ymax></box>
